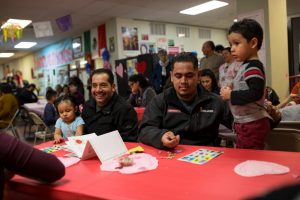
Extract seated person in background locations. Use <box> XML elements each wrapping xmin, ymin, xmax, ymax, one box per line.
<box><xmin>138</xmin><ymin>53</ymin><xmax>232</xmax><ymax>149</ymax></box>
<box><xmin>127</xmin><ymin>74</ymin><xmax>156</xmax><ymax>107</ymax></box>
<box><xmin>0</xmin><ymin>133</ymin><xmax>65</xmax><ymax>199</ymax></box>
<box><xmin>279</xmin><ymin>104</ymin><xmax>300</xmax><ymax>121</ymax></box>
<box><xmin>277</xmin><ymin>82</ymin><xmax>300</xmax><ymax>108</ymax></box>
<box><xmin>17</xmin><ymin>83</ymin><xmax>38</xmax><ymax>105</ymax></box>
<box><xmin>265</xmin><ymin>86</ymin><xmax>280</xmax><ymax>106</ymax></box>
<box><xmin>69</xmin><ymin>81</ymin><xmax>85</xmax><ymax>107</ymax></box>
<box><xmin>0</xmin><ymin>83</ymin><xmax>19</xmax><ymax>129</ymax></box>
<box><xmin>200</xmin><ymin>69</ymin><xmax>220</xmax><ymax>95</ymax></box>
<box><xmin>43</xmin><ymin>89</ymin><xmax>58</xmax><ymax>131</ymax></box>
<box><xmin>82</xmin><ymin>69</ymin><xmax>138</xmax><ymax>141</ymax></box>
<box><xmin>55</xmin><ymin>84</ymin><xmax>63</xmax><ymax>97</ymax></box>
<box><xmin>219</xmin><ymin>47</ymin><xmax>241</xmax><ymax>88</ymax></box>
<box><xmin>60</xmin><ymin>84</ymin><xmax>69</xmax><ymax>97</ymax></box>
<box><xmin>53</xmin><ymin>95</ymin><xmax>85</xmax><ymax>143</ymax></box>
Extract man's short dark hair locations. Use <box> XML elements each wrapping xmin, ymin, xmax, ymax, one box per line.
<box><xmin>215</xmin><ymin>44</ymin><xmax>224</xmax><ymax>53</ymax></box>
<box><xmin>27</xmin><ymin>83</ymin><xmax>36</xmax><ymax>89</ymax></box>
<box><xmin>91</xmin><ymin>68</ymin><xmax>114</xmax><ymax>85</ymax></box>
<box><xmin>46</xmin><ymin>89</ymin><xmax>57</xmax><ymax>101</ymax></box>
<box><xmin>205</xmin><ymin>41</ymin><xmax>215</xmax><ymax>51</ymax></box>
<box><xmin>229</xmin><ymin>18</ymin><xmax>263</xmax><ymax>50</ymax></box>
<box><xmin>172</xmin><ymin>52</ymin><xmax>198</xmax><ymax>70</ymax></box>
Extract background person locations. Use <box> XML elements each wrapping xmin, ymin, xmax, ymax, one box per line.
<box><xmin>200</xmin><ymin>69</ymin><xmax>220</xmax><ymax>95</ymax></box>
<box><xmin>151</xmin><ymin>49</ymin><xmax>172</xmax><ymax>93</ymax></box>
<box><xmin>0</xmin><ymin>83</ymin><xmax>19</xmax><ymax>129</ymax></box>
<box><xmin>127</xmin><ymin>74</ymin><xmax>156</xmax><ymax>107</ymax></box>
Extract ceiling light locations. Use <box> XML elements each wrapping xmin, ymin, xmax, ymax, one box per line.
<box><xmin>233</xmin><ymin>19</ymin><xmax>238</xmax><ymax>22</ymax></box>
<box><xmin>180</xmin><ymin>0</ymin><xmax>228</xmax><ymax>15</ymax></box>
<box><xmin>14</xmin><ymin>42</ymin><xmax>37</xmax><ymax>49</ymax></box>
<box><xmin>0</xmin><ymin>53</ymin><xmax>15</xmax><ymax>58</ymax></box>
<box><xmin>1</xmin><ymin>19</ymin><xmax>32</xmax><ymax>29</ymax></box>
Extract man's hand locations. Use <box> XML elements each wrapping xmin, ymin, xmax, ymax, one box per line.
<box><xmin>161</xmin><ymin>131</ymin><xmax>180</xmax><ymax>148</ymax></box>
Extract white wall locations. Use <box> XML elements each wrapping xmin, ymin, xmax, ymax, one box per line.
<box><xmin>115</xmin><ymin>18</ymin><xmax>228</xmax><ymax>60</ymax></box>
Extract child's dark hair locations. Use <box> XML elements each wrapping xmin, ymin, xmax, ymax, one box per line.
<box><xmin>228</xmin><ymin>18</ymin><xmax>263</xmax><ymax>50</ymax></box>
<box><xmin>54</xmin><ymin>94</ymin><xmax>80</xmax><ymax>116</ymax></box>
<box><xmin>46</xmin><ymin>89</ymin><xmax>57</xmax><ymax>101</ymax></box>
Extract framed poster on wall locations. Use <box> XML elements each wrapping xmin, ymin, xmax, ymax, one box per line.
<box><xmin>72</xmin><ymin>36</ymin><xmax>84</xmax><ymax>59</ymax></box>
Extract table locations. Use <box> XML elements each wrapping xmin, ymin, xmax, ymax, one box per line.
<box><xmin>5</xmin><ymin>142</ymin><xmax>300</xmax><ymax>200</ymax></box>
<box><xmin>23</xmin><ymin>99</ymin><xmax>47</xmax><ymax>116</ymax></box>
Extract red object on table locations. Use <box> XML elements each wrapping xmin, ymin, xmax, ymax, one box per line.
<box><xmin>5</xmin><ymin>142</ymin><xmax>300</xmax><ymax>200</ymax></box>
<box><xmin>134</xmin><ymin>107</ymin><xmax>145</xmax><ymax>123</ymax></box>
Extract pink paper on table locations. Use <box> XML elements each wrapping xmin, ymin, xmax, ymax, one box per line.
<box><xmin>100</xmin><ymin>153</ymin><xmax>158</xmax><ymax>174</ymax></box>
<box><xmin>234</xmin><ymin>160</ymin><xmax>290</xmax><ymax>177</ymax></box>
<box><xmin>58</xmin><ymin>157</ymin><xmax>81</xmax><ymax>168</ymax></box>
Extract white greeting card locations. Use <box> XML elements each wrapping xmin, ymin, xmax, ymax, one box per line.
<box><xmin>66</xmin><ymin>131</ymin><xmax>128</xmax><ymax>162</ymax></box>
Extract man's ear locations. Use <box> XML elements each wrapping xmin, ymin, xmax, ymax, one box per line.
<box><xmin>112</xmin><ymin>83</ymin><xmax>116</xmax><ymax>92</ymax></box>
<box><xmin>250</xmin><ymin>37</ymin><xmax>258</xmax><ymax>49</ymax></box>
<box><xmin>170</xmin><ymin>71</ymin><xmax>174</xmax><ymax>83</ymax></box>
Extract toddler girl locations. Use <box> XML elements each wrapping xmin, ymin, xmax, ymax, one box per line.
<box><xmin>54</xmin><ymin>94</ymin><xmax>85</xmax><ymax>143</ymax></box>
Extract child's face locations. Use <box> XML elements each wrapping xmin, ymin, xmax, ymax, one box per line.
<box><xmin>57</xmin><ymin>101</ymin><xmax>76</xmax><ymax>124</ymax></box>
<box><xmin>228</xmin><ymin>32</ymin><xmax>257</xmax><ymax>62</ymax></box>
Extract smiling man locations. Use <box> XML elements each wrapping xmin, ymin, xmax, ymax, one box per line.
<box><xmin>81</xmin><ymin>68</ymin><xmax>138</xmax><ymax>141</ymax></box>
<box><xmin>138</xmin><ymin>53</ymin><xmax>232</xmax><ymax>149</ymax></box>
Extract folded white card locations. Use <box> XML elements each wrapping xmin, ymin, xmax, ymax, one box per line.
<box><xmin>89</xmin><ymin>130</ymin><xmax>128</xmax><ymax>163</ymax></box>
<box><xmin>66</xmin><ymin>131</ymin><xmax>128</xmax><ymax>162</ymax></box>
<box><xmin>66</xmin><ymin>133</ymin><xmax>97</xmax><ymax>160</ymax></box>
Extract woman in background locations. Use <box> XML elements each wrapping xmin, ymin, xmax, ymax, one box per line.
<box><xmin>200</xmin><ymin>69</ymin><xmax>220</xmax><ymax>95</ymax></box>
<box><xmin>128</xmin><ymin>74</ymin><xmax>156</xmax><ymax>107</ymax></box>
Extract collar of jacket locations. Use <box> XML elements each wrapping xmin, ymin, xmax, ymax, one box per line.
<box><xmin>165</xmin><ymin>85</ymin><xmax>213</xmax><ymax>109</ymax></box>
<box><xmin>87</xmin><ymin>92</ymin><xmax>118</xmax><ymax>115</ymax></box>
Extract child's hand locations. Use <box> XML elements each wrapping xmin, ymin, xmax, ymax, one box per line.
<box><xmin>54</xmin><ymin>135</ymin><xmax>64</xmax><ymax>144</ymax></box>
<box><xmin>221</xmin><ymin>86</ymin><xmax>232</xmax><ymax>101</ymax></box>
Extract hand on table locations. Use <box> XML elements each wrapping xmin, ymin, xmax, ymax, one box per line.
<box><xmin>54</xmin><ymin>135</ymin><xmax>64</xmax><ymax>144</ymax></box>
<box><xmin>161</xmin><ymin>131</ymin><xmax>180</xmax><ymax>149</ymax></box>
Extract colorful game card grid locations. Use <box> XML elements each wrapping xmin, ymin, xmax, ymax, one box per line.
<box><xmin>178</xmin><ymin>149</ymin><xmax>223</xmax><ymax>165</ymax></box>
<box><xmin>40</xmin><ymin>145</ymin><xmax>64</xmax><ymax>153</ymax></box>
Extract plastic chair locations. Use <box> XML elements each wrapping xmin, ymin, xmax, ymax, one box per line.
<box><xmin>0</xmin><ymin>109</ymin><xmax>20</xmax><ymax>138</ymax></box>
<box><xmin>265</xmin><ymin>128</ymin><xmax>300</xmax><ymax>152</ymax></box>
<box><xmin>277</xmin><ymin>121</ymin><xmax>300</xmax><ymax>130</ymax></box>
<box><xmin>218</xmin><ymin>124</ymin><xmax>236</xmax><ymax>147</ymax></box>
<box><xmin>28</xmin><ymin>112</ymin><xmax>53</xmax><ymax>145</ymax></box>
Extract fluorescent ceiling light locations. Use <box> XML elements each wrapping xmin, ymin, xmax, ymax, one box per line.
<box><xmin>1</xmin><ymin>19</ymin><xmax>32</xmax><ymax>29</ymax></box>
<box><xmin>180</xmin><ymin>0</ymin><xmax>228</xmax><ymax>15</ymax></box>
<box><xmin>0</xmin><ymin>53</ymin><xmax>15</xmax><ymax>58</ymax></box>
<box><xmin>14</xmin><ymin>42</ymin><xmax>37</xmax><ymax>49</ymax></box>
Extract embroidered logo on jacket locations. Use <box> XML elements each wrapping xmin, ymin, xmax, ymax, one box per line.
<box><xmin>199</xmin><ymin>107</ymin><xmax>214</xmax><ymax>113</ymax></box>
<box><xmin>167</xmin><ymin>109</ymin><xmax>181</xmax><ymax>113</ymax></box>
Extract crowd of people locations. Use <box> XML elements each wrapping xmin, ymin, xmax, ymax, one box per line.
<box><xmin>1</xmin><ymin>18</ymin><xmax>300</xmax><ymax>198</ymax></box>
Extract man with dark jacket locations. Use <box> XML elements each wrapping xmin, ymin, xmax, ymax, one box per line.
<box><xmin>138</xmin><ymin>53</ymin><xmax>232</xmax><ymax>149</ymax></box>
<box><xmin>81</xmin><ymin>68</ymin><xmax>138</xmax><ymax>142</ymax></box>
